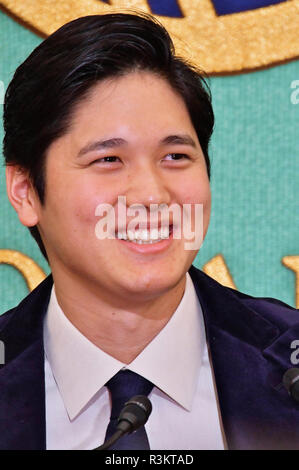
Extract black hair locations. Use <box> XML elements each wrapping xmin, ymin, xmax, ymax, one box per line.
<box><xmin>3</xmin><ymin>12</ymin><xmax>214</xmax><ymax>261</ymax></box>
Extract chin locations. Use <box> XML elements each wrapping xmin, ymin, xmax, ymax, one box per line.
<box><xmin>123</xmin><ymin>269</ymin><xmax>185</xmax><ymax>296</ymax></box>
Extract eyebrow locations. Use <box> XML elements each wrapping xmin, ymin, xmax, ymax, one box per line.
<box><xmin>77</xmin><ymin>134</ymin><xmax>197</xmax><ymax>158</ymax></box>
<box><xmin>160</xmin><ymin>134</ymin><xmax>197</xmax><ymax>148</ymax></box>
<box><xmin>77</xmin><ymin>138</ymin><xmax>127</xmax><ymax>158</ymax></box>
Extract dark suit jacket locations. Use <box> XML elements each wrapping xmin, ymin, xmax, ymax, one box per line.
<box><xmin>1</xmin><ymin>265</ymin><xmax>299</xmax><ymax>450</ymax></box>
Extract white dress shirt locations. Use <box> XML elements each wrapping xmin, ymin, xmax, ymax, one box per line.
<box><xmin>43</xmin><ymin>273</ymin><xmax>225</xmax><ymax>450</ymax></box>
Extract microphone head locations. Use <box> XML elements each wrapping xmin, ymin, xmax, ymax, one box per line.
<box><xmin>283</xmin><ymin>368</ymin><xmax>299</xmax><ymax>402</ymax></box>
<box><xmin>117</xmin><ymin>395</ymin><xmax>152</xmax><ymax>433</ymax></box>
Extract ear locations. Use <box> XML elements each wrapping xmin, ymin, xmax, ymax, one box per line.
<box><xmin>6</xmin><ymin>165</ymin><xmax>40</xmax><ymax>227</ymax></box>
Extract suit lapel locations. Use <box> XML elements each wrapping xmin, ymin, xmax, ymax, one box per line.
<box><xmin>189</xmin><ymin>266</ymin><xmax>299</xmax><ymax>449</ymax></box>
<box><xmin>0</xmin><ymin>276</ymin><xmax>53</xmax><ymax>450</ymax></box>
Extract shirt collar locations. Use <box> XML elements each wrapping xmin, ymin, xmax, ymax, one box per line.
<box><xmin>43</xmin><ymin>272</ymin><xmax>205</xmax><ymax>420</ymax></box>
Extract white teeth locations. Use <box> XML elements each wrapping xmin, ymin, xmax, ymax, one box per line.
<box><xmin>127</xmin><ymin>230</ymin><xmax>135</xmax><ymax>241</ymax></box>
<box><xmin>160</xmin><ymin>227</ymin><xmax>170</xmax><ymax>239</ymax></box>
<box><xmin>116</xmin><ymin>228</ymin><xmax>171</xmax><ymax>243</ymax></box>
<box><xmin>117</xmin><ymin>231</ymin><xmax>127</xmax><ymax>240</ymax></box>
<box><xmin>150</xmin><ymin>229</ymin><xmax>159</xmax><ymax>240</ymax></box>
<box><xmin>139</xmin><ymin>229</ymin><xmax>149</xmax><ymax>241</ymax></box>
<box><xmin>133</xmin><ymin>238</ymin><xmax>161</xmax><ymax>244</ymax></box>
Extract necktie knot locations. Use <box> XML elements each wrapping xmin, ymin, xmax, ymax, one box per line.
<box><xmin>105</xmin><ymin>369</ymin><xmax>154</xmax><ymax>419</ymax></box>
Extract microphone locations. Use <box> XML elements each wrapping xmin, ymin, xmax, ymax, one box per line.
<box><xmin>283</xmin><ymin>368</ymin><xmax>299</xmax><ymax>402</ymax></box>
<box><xmin>94</xmin><ymin>395</ymin><xmax>152</xmax><ymax>450</ymax></box>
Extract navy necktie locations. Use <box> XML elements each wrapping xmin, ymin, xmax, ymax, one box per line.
<box><xmin>104</xmin><ymin>369</ymin><xmax>154</xmax><ymax>450</ymax></box>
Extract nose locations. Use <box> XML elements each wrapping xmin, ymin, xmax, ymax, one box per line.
<box><xmin>124</xmin><ymin>163</ymin><xmax>171</xmax><ymax>209</ymax></box>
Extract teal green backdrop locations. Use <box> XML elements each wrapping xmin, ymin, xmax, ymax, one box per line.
<box><xmin>0</xmin><ymin>10</ymin><xmax>298</xmax><ymax>312</ymax></box>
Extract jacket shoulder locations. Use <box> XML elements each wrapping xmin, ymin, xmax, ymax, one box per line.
<box><xmin>189</xmin><ymin>265</ymin><xmax>299</xmax><ymax>330</ymax></box>
<box><xmin>0</xmin><ymin>275</ymin><xmax>53</xmax><ymax>334</ymax></box>
<box><xmin>0</xmin><ymin>306</ymin><xmax>17</xmax><ymax>330</ymax></box>
<box><xmin>233</xmin><ymin>289</ymin><xmax>299</xmax><ymax>329</ymax></box>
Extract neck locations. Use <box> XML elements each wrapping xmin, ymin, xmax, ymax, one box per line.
<box><xmin>52</xmin><ymin>270</ymin><xmax>186</xmax><ymax>364</ymax></box>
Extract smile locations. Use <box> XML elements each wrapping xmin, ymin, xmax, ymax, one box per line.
<box><xmin>116</xmin><ymin>226</ymin><xmax>173</xmax><ymax>244</ymax></box>
<box><xmin>115</xmin><ymin>226</ymin><xmax>174</xmax><ymax>254</ymax></box>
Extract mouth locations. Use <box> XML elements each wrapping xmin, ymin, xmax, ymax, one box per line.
<box><xmin>116</xmin><ymin>225</ymin><xmax>174</xmax><ymax>245</ymax></box>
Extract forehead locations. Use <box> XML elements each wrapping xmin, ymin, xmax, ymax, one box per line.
<box><xmin>67</xmin><ymin>71</ymin><xmax>197</xmax><ymax>141</ymax></box>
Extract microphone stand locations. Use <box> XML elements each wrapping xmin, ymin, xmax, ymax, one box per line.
<box><xmin>93</xmin><ymin>395</ymin><xmax>152</xmax><ymax>451</ymax></box>
<box><xmin>94</xmin><ymin>430</ymin><xmax>125</xmax><ymax>450</ymax></box>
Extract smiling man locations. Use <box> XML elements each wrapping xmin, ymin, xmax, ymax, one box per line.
<box><xmin>1</xmin><ymin>13</ymin><xmax>299</xmax><ymax>451</ymax></box>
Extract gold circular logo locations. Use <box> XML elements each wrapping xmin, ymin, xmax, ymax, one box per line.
<box><xmin>1</xmin><ymin>0</ymin><xmax>299</xmax><ymax>73</ymax></box>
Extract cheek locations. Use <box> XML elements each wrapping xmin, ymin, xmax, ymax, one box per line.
<box><xmin>178</xmin><ymin>178</ymin><xmax>211</xmax><ymax>234</ymax></box>
<box><xmin>177</xmin><ymin>175</ymin><xmax>211</xmax><ymax>206</ymax></box>
<box><xmin>48</xmin><ymin>173</ymin><xmax>120</xmax><ymax>225</ymax></box>
<box><xmin>75</xmin><ymin>195</ymin><xmax>118</xmax><ymax>232</ymax></box>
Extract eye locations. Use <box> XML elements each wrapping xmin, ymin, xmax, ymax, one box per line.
<box><xmin>163</xmin><ymin>153</ymin><xmax>189</xmax><ymax>161</ymax></box>
<box><xmin>92</xmin><ymin>156</ymin><xmax>121</xmax><ymax>164</ymax></box>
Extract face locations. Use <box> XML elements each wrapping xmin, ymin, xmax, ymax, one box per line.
<box><xmin>31</xmin><ymin>71</ymin><xmax>211</xmax><ymax>302</ymax></box>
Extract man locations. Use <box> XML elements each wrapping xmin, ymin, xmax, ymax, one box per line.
<box><xmin>1</xmin><ymin>12</ymin><xmax>299</xmax><ymax>450</ymax></box>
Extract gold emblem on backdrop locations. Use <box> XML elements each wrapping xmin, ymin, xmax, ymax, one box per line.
<box><xmin>282</xmin><ymin>256</ymin><xmax>299</xmax><ymax>310</ymax></box>
<box><xmin>0</xmin><ymin>249</ymin><xmax>46</xmax><ymax>291</ymax></box>
<box><xmin>0</xmin><ymin>0</ymin><xmax>298</xmax><ymax>73</ymax></box>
